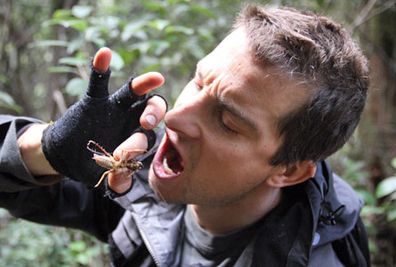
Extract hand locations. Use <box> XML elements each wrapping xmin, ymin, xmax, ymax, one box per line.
<box><xmin>106</xmin><ymin>133</ymin><xmax>151</xmax><ymax>194</ymax></box>
<box><xmin>41</xmin><ymin>47</ymin><xmax>166</xmax><ymax>187</ymax></box>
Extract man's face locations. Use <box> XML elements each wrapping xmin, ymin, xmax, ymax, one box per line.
<box><xmin>148</xmin><ymin>27</ymin><xmax>310</xmax><ymax>206</ymax></box>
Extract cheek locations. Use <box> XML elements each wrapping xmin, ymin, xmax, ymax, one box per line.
<box><xmin>196</xmin><ymin>140</ymin><xmax>267</xmax><ymax>191</ymax></box>
<box><xmin>191</xmin><ymin>157</ymin><xmax>268</xmax><ymax>205</ymax></box>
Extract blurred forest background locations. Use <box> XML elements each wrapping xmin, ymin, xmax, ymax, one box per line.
<box><xmin>0</xmin><ymin>0</ymin><xmax>395</xmax><ymax>266</ymax></box>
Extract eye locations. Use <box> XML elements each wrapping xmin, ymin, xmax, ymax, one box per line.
<box><xmin>219</xmin><ymin>110</ymin><xmax>238</xmax><ymax>134</ymax></box>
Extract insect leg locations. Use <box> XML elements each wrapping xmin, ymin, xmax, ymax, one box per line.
<box><xmin>87</xmin><ymin>140</ymin><xmax>112</xmax><ymax>157</ymax></box>
<box><xmin>94</xmin><ymin>170</ymin><xmax>112</xmax><ymax>188</ymax></box>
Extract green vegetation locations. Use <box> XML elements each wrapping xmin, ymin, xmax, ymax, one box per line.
<box><xmin>1</xmin><ymin>0</ymin><xmax>395</xmax><ymax>266</ymax></box>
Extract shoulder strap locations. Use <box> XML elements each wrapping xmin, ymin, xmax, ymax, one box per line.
<box><xmin>331</xmin><ymin>217</ymin><xmax>371</xmax><ymax>267</ymax></box>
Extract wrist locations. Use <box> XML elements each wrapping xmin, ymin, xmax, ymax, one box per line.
<box><xmin>18</xmin><ymin>123</ymin><xmax>58</xmax><ymax>176</ymax></box>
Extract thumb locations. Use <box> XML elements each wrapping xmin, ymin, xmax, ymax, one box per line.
<box><xmin>87</xmin><ymin>47</ymin><xmax>112</xmax><ymax>98</ymax></box>
<box><xmin>93</xmin><ymin>47</ymin><xmax>112</xmax><ymax>73</ymax></box>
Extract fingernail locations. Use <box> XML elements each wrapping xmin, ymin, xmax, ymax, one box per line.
<box><xmin>146</xmin><ymin>114</ymin><xmax>156</xmax><ymax>126</ymax></box>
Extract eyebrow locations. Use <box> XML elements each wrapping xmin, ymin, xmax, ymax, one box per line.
<box><xmin>216</xmin><ymin>95</ymin><xmax>259</xmax><ymax>133</ymax></box>
<box><xmin>194</xmin><ymin>64</ymin><xmax>259</xmax><ymax>133</ymax></box>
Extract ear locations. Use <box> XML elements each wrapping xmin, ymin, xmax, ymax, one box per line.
<box><xmin>266</xmin><ymin>161</ymin><xmax>316</xmax><ymax>188</ymax></box>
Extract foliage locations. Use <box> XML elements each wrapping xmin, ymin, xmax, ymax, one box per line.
<box><xmin>0</xmin><ymin>91</ymin><xmax>22</xmax><ymax>114</ymax></box>
<box><xmin>375</xmin><ymin>158</ymin><xmax>396</xmax><ymax>224</ymax></box>
<box><xmin>33</xmin><ymin>0</ymin><xmax>239</xmax><ymax>102</ymax></box>
<box><xmin>0</xmin><ymin>209</ymin><xmax>108</xmax><ymax>267</ymax></box>
<box><xmin>331</xmin><ymin>140</ymin><xmax>396</xmax><ymax>258</ymax></box>
<box><xmin>0</xmin><ymin>1</ymin><xmax>241</xmax><ymax>265</ymax></box>
<box><xmin>1</xmin><ymin>0</ymin><xmax>395</xmax><ymax>266</ymax></box>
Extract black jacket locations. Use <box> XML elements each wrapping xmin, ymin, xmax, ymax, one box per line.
<box><xmin>0</xmin><ymin>115</ymin><xmax>370</xmax><ymax>266</ymax></box>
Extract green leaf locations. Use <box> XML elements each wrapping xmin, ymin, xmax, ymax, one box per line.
<box><xmin>31</xmin><ymin>40</ymin><xmax>68</xmax><ymax>47</ymax></box>
<box><xmin>71</xmin><ymin>5</ymin><xmax>93</xmax><ymax>18</ymax></box>
<box><xmin>198</xmin><ymin>28</ymin><xmax>215</xmax><ymax>42</ymax></box>
<box><xmin>69</xmin><ymin>240</ymin><xmax>86</xmax><ymax>252</ymax></box>
<box><xmin>85</xmin><ymin>26</ymin><xmax>101</xmax><ymax>42</ymax></box>
<box><xmin>361</xmin><ymin>205</ymin><xmax>384</xmax><ymax>216</ymax></box>
<box><xmin>101</xmin><ymin>16</ymin><xmax>120</xmax><ymax>29</ymax></box>
<box><xmin>190</xmin><ymin>4</ymin><xmax>215</xmax><ymax>17</ymax></box>
<box><xmin>168</xmin><ymin>0</ymin><xmax>190</xmax><ymax>5</ymax></box>
<box><xmin>59</xmin><ymin>19</ymin><xmax>88</xmax><ymax>31</ymax></box>
<box><xmin>92</xmin><ymin>38</ymin><xmax>106</xmax><ymax>48</ymax></box>
<box><xmin>148</xmin><ymin>19</ymin><xmax>170</xmax><ymax>31</ymax></box>
<box><xmin>53</xmin><ymin>9</ymin><xmax>72</xmax><ymax>19</ymax></box>
<box><xmin>0</xmin><ymin>91</ymin><xmax>15</xmax><ymax>105</ymax></box>
<box><xmin>76</xmin><ymin>253</ymin><xmax>89</xmax><ymax>264</ymax></box>
<box><xmin>47</xmin><ymin>66</ymin><xmax>76</xmax><ymax>74</ymax></box>
<box><xmin>129</xmin><ymin>42</ymin><xmax>151</xmax><ymax>54</ymax></box>
<box><xmin>122</xmin><ymin>21</ymin><xmax>147</xmax><ymax>41</ymax></box>
<box><xmin>0</xmin><ymin>91</ymin><xmax>16</xmax><ymax>106</ymax></box>
<box><xmin>376</xmin><ymin>176</ymin><xmax>396</xmax><ymax>198</ymax></box>
<box><xmin>387</xmin><ymin>208</ymin><xmax>396</xmax><ymax>222</ymax></box>
<box><xmin>143</xmin><ymin>1</ymin><xmax>166</xmax><ymax>13</ymax></box>
<box><xmin>356</xmin><ymin>189</ymin><xmax>376</xmax><ymax>206</ymax></box>
<box><xmin>119</xmin><ymin>49</ymin><xmax>141</xmax><ymax>65</ymax></box>
<box><xmin>316</xmin><ymin>0</ymin><xmax>325</xmax><ymax>7</ymax></box>
<box><xmin>391</xmin><ymin>157</ymin><xmax>396</xmax><ymax>169</ymax></box>
<box><xmin>66</xmin><ymin>38</ymin><xmax>84</xmax><ymax>54</ymax></box>
<box><xmin>149</xmin><ymin>40</ymin><xmax>170</xmax><ymax>56</ymax></box>
<box><xmin>59</xmin><ymin>57</ymin><xmax>87</xmax><ymax>67</ymax></box>
<box><xmin>65</xmin><ymin>78</ymin><xmax>88</xmax><ymax>97</ymax></box>
<box><xmin>0</xmin><ymin>74</ymin><xmax>7</xmax><ymax>84</ymax></box>
<box><xmin>142</xmin><ymin>63</ymin><xmax>161</xmax><ymax>73</ymax></box>
<box><xmin>110</xmin><ymin>51</ymin><xmax>125</xmax><ymax>71</ymax></box>
<box><xmin>0</xmin><ymin>92</ymin><xmax>22</xmax><ymax>113</ymax></box>
<box><xmin>165</xmin><ymin>25</ymin><xmax>194</xmax><ymax>35</ymax></box>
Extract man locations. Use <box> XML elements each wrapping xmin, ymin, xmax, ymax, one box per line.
<box><xmin>0</xmin><ymin>4</ymin><xmax>370</xmax><ymax>267</ymax></box>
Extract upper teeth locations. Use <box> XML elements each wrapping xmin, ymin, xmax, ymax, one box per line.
<box><xmin>163</xmin><ymin>157</ymin><xmax>175</xmax><ymax>175</ymax></box>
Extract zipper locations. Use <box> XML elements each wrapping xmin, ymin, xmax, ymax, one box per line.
<box><xmin>132</xmin><ymin>213</ymin><xmax>162</xmax><ymax>267</ymax></box>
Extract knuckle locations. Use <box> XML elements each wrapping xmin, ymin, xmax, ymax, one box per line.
<box><xmin>148</xmin><ymin>96</ymin><xmax>167</xmax><ymax>112</ymax></box>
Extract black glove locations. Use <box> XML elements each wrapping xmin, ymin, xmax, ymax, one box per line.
<box><xmin>42</xmin><ymin>66</ymin><xmax>156</xmax><ymax>187</ymax></box>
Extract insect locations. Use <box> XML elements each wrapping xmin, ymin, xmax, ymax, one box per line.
<box><xmin>87</xmin><ymin>140</ymin><xmax>144</xmax><ymax>188</ymax></box>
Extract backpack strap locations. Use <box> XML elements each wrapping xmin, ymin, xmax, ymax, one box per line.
<box><xmin>331</xmin><ymin>217</ymin><xmax>371</xmax><ymax>267</ymax></box>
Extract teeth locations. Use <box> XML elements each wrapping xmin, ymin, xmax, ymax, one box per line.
<box><xmin>163</xmin><ymin>157</ymin><xmax>175</xmax><ymax>175</ymax></box>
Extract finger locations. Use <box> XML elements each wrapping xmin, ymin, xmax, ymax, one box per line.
<box><xmin>93</xmin><ymin>47</ymin><xmax>112</xmax><ymax>73</ymax></box>
<box><xmin>140</xmin><ymin>95</ymin><xmax>167</xmax><ymax>129</ymax></box>
<box><xmin>110</xmin><ymin>72</ymin><xmax>164</xmax><ymax>110</ymax></box>
<box><xmin>108</xmin><ymin>132</ymin><xmax>148</xmax><ymax>194</ymax></box>
<box><xmin>88</xmin><ymin>48</ymin><xmax>112</xmax><ymax>98</ymax></box>
<box><xmin>131</xmin><ymin>72</ymin><xmax>165</xmax><ymax>96</ymax></box>
<box><xmin>133</xmin><ymin>128</ymin><xmax>156</xmax><ymax>151</ymax></box>
<box><xmin>108</xmin><ymin>169</ymin><xmax>133</xmax><ymax>194</ymax></box>
<box><xmin>112</xmin><ymin>132</ymin><xmax>148</xmax><ymax>161</ymax></box>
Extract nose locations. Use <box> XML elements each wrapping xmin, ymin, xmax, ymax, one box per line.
<box><xmin>164</xmin><ymin>99</ymin><xmax>202</xmax><ymax>139</ymax></box>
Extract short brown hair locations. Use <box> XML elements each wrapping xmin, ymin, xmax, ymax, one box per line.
<box><xmin>235</xmin><ymin>4</ymin><xmax>369</xmax><ymax>165</ymax></box>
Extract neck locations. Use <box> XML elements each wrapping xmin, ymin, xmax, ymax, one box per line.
<box><xmin>189</xmin><ymin>185</ymin><xmax>282</xmax><ymax>235</ymax></box>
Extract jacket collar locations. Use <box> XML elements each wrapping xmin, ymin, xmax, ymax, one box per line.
<box><xmin>306</xmin><ymin>161</ymin><xmax>363</xmax><ymax>247</ymax></box>
<box><xmin>252</xmin><ymin>161</ymin><xmax>363</xmax><ymax>266</ymax></box>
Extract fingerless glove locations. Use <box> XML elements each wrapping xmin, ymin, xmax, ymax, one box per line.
<box><xmin>42</xmin><ymin>66</ymin><xmax>155</xmax><ymax>187</ymax></box>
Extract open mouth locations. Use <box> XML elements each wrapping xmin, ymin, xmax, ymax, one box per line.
<box><xmin>153</xmin><ymin>133</ymin><xmax>184</xmax><ymax>179</ymax></box>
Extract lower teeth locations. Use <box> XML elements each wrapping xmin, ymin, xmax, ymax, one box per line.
<box><xmin>163</xmin><ymin>157</ymin><xmax>175</xmax><ymax>175</ymax></box>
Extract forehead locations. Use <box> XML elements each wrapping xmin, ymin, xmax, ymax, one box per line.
<box><xmin>198</xmin><ymin>27</ymin><xmax>312</xmax><ymax>125</ymax></box>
